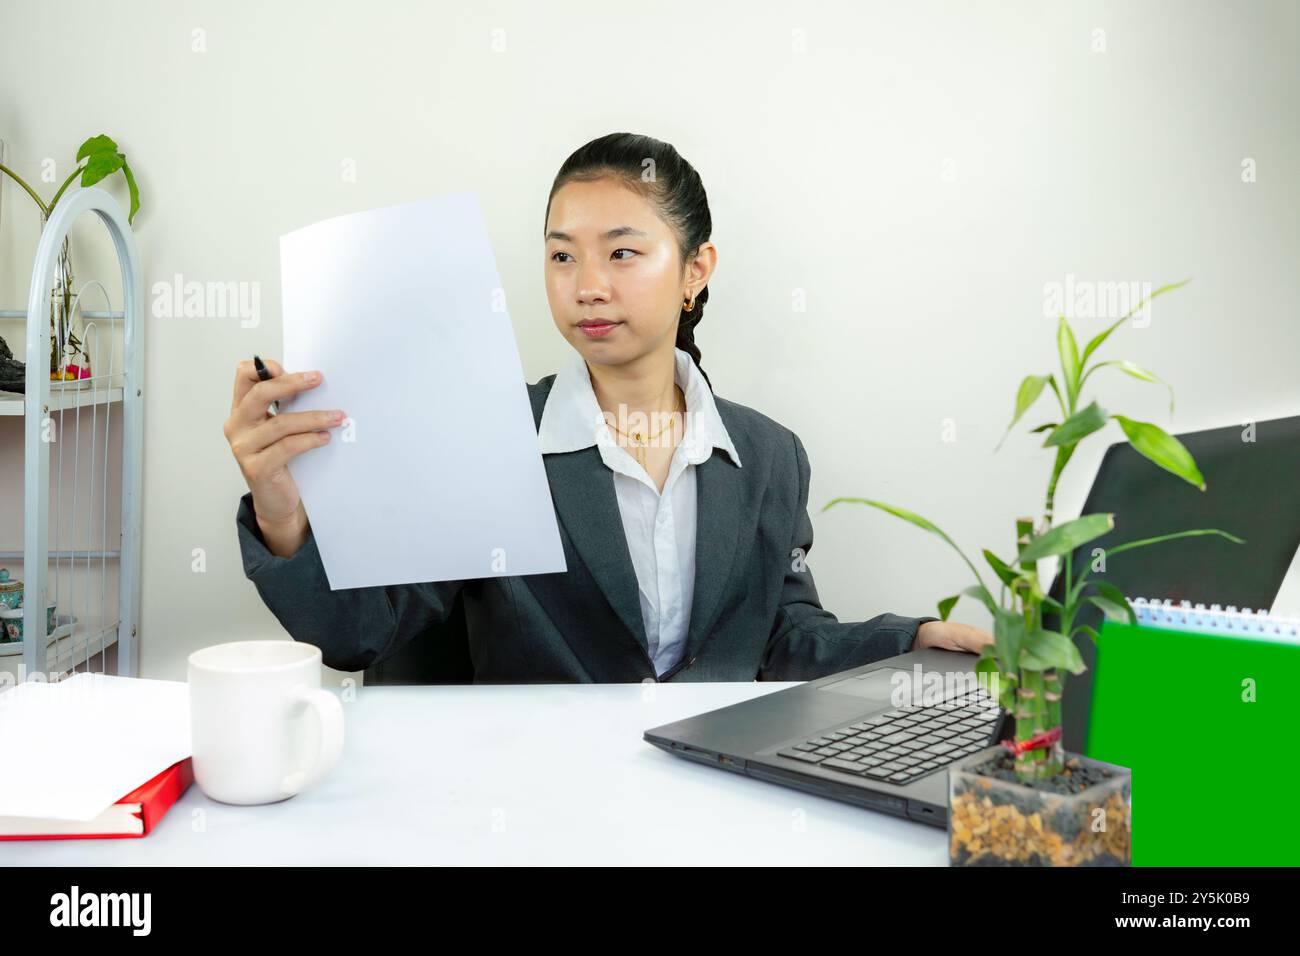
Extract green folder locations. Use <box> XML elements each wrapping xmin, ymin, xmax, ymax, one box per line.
<box><xmin>1085</xmin><ymin>619</ymin><xmax>1300</xmax><ymax>866</ymax></box>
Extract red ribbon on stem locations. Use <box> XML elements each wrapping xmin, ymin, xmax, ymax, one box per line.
<box><xmin>1000</xmin><ymin>725</ymin><xmax>1062</xmax><ymax>756</ymax></box>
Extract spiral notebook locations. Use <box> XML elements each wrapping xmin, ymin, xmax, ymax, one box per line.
<box><xmin>1126</xmin><ymin>596</ymin><xmax>1300</xmax><ymax>642</ymax></box>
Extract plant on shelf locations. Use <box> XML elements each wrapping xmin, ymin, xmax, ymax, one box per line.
<box><xmin>0</xmin><ymin>134</ymin><xmax>142</xmax><ymax>379</ymax></box>
<box><xmin>823</xmin><ymin>279</ymin><xmax>1242</xmax><ymax>783</ymax></box>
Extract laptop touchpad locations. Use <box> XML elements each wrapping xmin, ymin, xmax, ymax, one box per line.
<box><xmin>819</xmin><ymin>668</ymin><xmax>907</xmax><ymax>706</ymax></box>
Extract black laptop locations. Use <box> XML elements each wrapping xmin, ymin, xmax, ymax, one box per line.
<box><xmin>643</xmin><ymin>415</ymin><xmax>1300</xmax><ymax>828</ymax></box>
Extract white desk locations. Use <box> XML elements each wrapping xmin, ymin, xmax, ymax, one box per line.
<box><xmin>4</xmin><ymin>682</ymin><xmax>948</xmax><ymax>865</ymax></box>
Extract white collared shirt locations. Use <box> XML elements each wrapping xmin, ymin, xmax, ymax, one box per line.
<box><xmin>537</xmin><ymin>346</ymin><xmax>743</xmax><ymax>677</ymax></box>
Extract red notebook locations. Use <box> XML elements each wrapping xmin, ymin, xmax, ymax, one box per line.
<box><xmin>0</xmin><ymin>757</ymin><xmax>193</xmax><ymax>840</ymax></box>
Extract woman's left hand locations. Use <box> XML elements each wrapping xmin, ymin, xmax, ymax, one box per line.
<box><xmin>913</xmin><ymin>620</ymin><xmax>994</xmax><ymax>654</ymax></box>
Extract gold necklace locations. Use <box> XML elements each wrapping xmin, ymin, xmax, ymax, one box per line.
<box><xmin>607</xmin><ymin>391</ymin><xmax>685</xmax><ymax>468</ymax></box>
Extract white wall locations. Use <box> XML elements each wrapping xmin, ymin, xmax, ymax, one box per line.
<box><xmin>1</xmin><ymin>0</ymin><xmax>1296</xmax><ymax>684</ymax></box>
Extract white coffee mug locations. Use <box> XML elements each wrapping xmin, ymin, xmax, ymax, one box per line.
<box><xmin>188</xmin><ymin>640</ymin><xmax>344</xmax><ymax>805</ymax></box>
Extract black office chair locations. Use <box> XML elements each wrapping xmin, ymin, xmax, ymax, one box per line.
<box><xmin>361</xmin><ymin>589</ymin><xmax>474</xmax><ymax>685</ymax></box>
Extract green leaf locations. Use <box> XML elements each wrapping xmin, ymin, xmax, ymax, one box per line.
<box><xmin>1071</xmin><ymin>528</ymin><xmax>1245</xmax><ymax>606</ymax></box>
<box><xmin>996</xmin><ymin>374</ymin><xmax>1050</xmax><ymax>450</ymax></box>
<box><xmin>1113</xmin><ymin>415</ymin><xmax>1206</xmax><ymax>491</ymax></box>
<box><xmin>1044</xmin><ymin>400</ymin><xmax>1109</xmax><ymax>448</ymax></box>
<box><xmin>822</xmin><ymin>497</ymin><xmax>994</xmax><ymax>602</ymax></box>
<box><xmin>1022</xmin><ymin>628</ymin><xmax>1086</xmax><ymax>674</ymax></box>
<box><xmin>1072</xmin><ymin>624</ymin><xmax>1101</xmax><ymax>645</ymax></box>
<box><xmin>1017</xmin><ymin>513</ymin><xmax>1114</xmax><ymax>563</ymax></box>
<box><xmin>975</xmin><ymin>651</ymin><xmax>999</xmax><ymax>679</ymax></box>
<box><xmin>934</xmin><ymin>584</ymin><xmax>996</xmax><ymax>620</ymax></box>
<box><xmin>76</xmin><ymin>134</ymin><xmax>118</xmax><ymax>161</ymax></box>
<box><xmin>120</xmin><ymin>160</ymin><xmax>140</xmax><ymax>224</ymax></box>
<box><xmin>993</xmin><ymin>608</ymin><xmax>1025</xmax><ymax>675</ymax></box>
<box><xmin>1046</xmin><ymin>374</ymin><xmax>1066</xmax><ymax>416</ymax></box>
<box><xmin>80</xmin><ymin>150</ymin><xmax>124</xmax><ymax>187</ymax></box>
<box><xmin>1106</xmin><ymin>359</ymin><xmax>1164</xmax><ymax>386</ymax></box>
<box><xmin>1057</xmin><ymin>316</ymin><xmax>1081</xmax><ymax>402</ymax></box>
<box><xmin>1079</xmin><ymin>360</ymin><xmax>1175</xmax><ymax>415</ymax></box>
<box><xmin>1105</xmin><ymin>527</ymin><xmax>1245</xmax><ymax>558</ymax></box>
<box><xmin>1092</xmin><ymin>581</ymin><xmax>1135</xmax><ymax>624</ymax></box>
<box><xmin>1028</xmin><ymin>422</ymin><xmax>1059</xmax><ymax>433</ymax></box>
<box><xmin>982</xmin><ymin>549</ymin><xmax>1018</xmax><ymax>587</ymax></box>
<box><xmin>1087</xmin><ymin>595</ymin><xmax>1132</xmax><ymax>623</ymax></box>
<box><xmin>959</xmin><ymin>584</ymin><xmax>996</xmax><ymax>615</ymax></box>
<box><xmin>1019</xmin><ymin>647</ymin><xmax>1053</xmax><ymax>670</ymax></box>
<box><xmin>1079</xmin><ymin>279</ymin><xmax>1191</xmax><ymax>368</ymax></box>
<box><xmin>974</xmin><ymin>653</ymin><xmax>1010</xmax><ymax>704</ymax></box>
<box><xmin>976</xmin><ymin>651</ymin><xmax>1017</xmax><ymax>709</ymax></box>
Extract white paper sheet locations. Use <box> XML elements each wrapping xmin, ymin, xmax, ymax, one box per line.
<box><xmin>0</xmin><ymin>674</ymin><xmax>191</xmax><ymax>822</ymax></box>
<box><xmin>279</xmin><ymin>193</ymin><xmax>567</xmax><ymax>589</ymax></box>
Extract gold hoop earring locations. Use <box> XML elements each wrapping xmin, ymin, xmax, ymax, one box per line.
<box><xmin>683</xmin><ymin>291</ymin><xmax>695</xmax><ymax>312</ymax></box>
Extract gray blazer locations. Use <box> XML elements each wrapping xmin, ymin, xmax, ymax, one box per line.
<box><xmin>235</xmin><ymin>374</ymin><xmax>938</xmax><ymax>682</ymax></box>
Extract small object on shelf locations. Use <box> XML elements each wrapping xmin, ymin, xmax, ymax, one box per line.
<box><xmin>0</xmin><ymin>568</ymin><xmax>22</xmax><ymax>610</ymax></box>
<box><xmin>0</xmin><ymin>606</ymin><xmax>21</xmax><ymax>642</ymax></box>
<box><xmin>0</xmin><ymin>612</ymin><xmax>77</xmax><ymax>649</ymax></box>
<box><xmin>50</xmin><ymin>363</ymin><xmax>98</xmax><ymax>388</ymax></box>
<box><xmin>0</xmin><ymin>570</ymin><xmax>59</xmax><ymax>641</ymax></box>
<box><xmin>51</xmin><ymin>365</ymin><xmax>90</xmax><ymax>379</ymax></box>
<box><xmin>0</xmin><ymin>334</ymin><xmax>24</xmax><ymax>392</ymax></box>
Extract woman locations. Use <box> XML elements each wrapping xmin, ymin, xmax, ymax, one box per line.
<box><xmin>224</xmin><ymin>132</ymin><xmax>993</xmax><ymax>682</ymax></box>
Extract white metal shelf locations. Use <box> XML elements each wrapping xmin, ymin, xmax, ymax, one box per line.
<box><xmin>0</xmin><ymin>550</ymin><xmax>121</xmax><ymax>560</ymax></box>
<box><xmin>2</xmin><ymin>186</ymin><xmax>144</xmax><ymax>680</ymax></box>
<box><xmin>0</xmin><ymin>385</ymin><xmax>124</xmax><ymax>415</ymax></box>
<box><xmin>0</xmin><ymin>309</ymin><xmax>124</xmax><ymax>320</ymax></box>
<box><xmin>0</xmin><ymin>619</ymin><xmax>119</xmax><ymax>682</ymax></box>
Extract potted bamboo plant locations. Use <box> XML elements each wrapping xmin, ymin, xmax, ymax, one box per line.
<box><xmin>0</xmin><ymin>133</ymin><xmax>141</xmax><ymax>380</ymax></box>
<box><xmin>824</xmin><ymin>280</ymin><xmax>1242</xmax><ymax>865</ymax></box>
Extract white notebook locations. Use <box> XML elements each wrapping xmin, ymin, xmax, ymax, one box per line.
<box><xmin>0</xmin><ymin>673</ymin><xmax>191</xmax><ymax>821</ymax></box>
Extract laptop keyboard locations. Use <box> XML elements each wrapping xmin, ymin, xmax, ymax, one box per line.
<box><xmin>776</xmin><ymin>691</ymin><xmax>1002</xmax><ymax>785</ymax></box>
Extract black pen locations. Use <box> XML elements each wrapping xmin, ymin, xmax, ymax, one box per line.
<box><xmin>252</xmin><ymin>354</ymin><xmax>279</xmax><ymax>416</ymax></box>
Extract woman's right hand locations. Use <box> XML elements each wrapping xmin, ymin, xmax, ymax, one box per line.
<box><xmin>224</xmin><ymin>358</ymin><xmax>347</xmax><ymax>554</ymax></box>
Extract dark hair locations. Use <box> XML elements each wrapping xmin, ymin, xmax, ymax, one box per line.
<box><xmin>544</xmin><ymin>132</ymin><xmax>714</xmax><ymax>392</ymax></box>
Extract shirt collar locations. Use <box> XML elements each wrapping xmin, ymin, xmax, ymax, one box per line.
<box><xmin>538</xmin><ymin>346</ymin><xmax>742</xmax><ymax>468</ymax></box>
